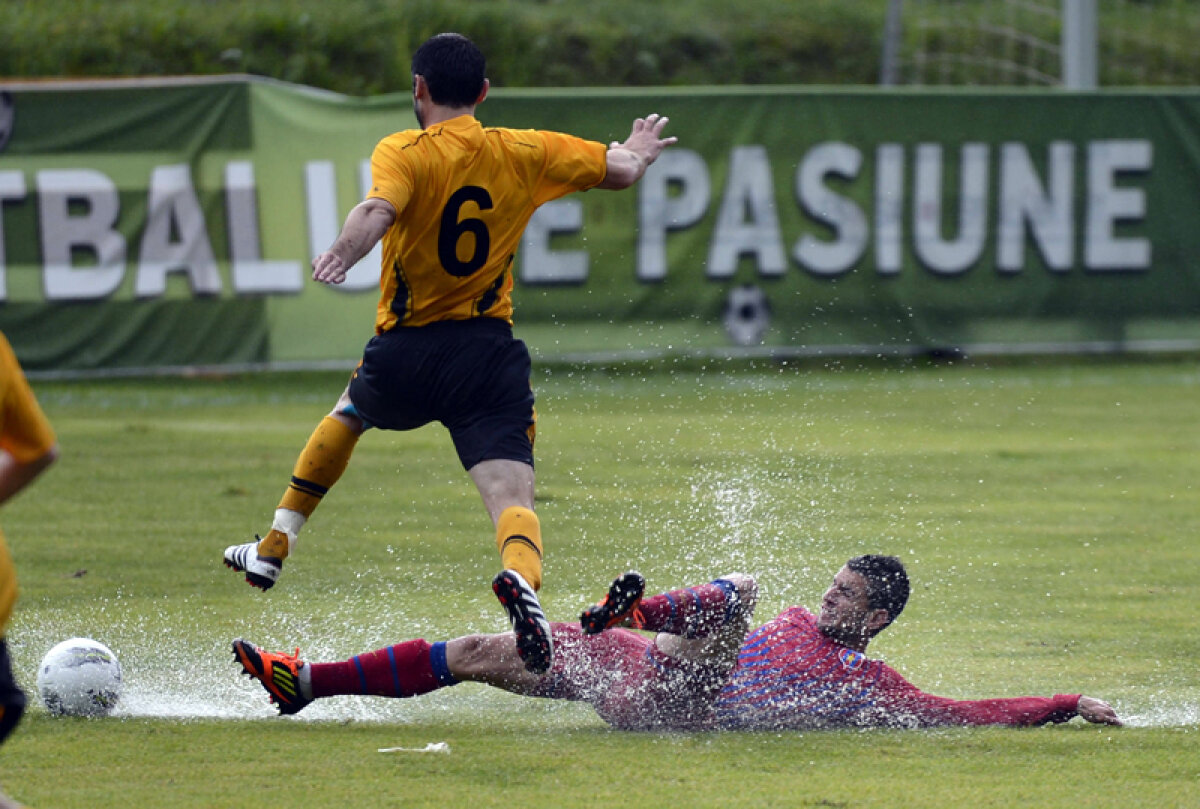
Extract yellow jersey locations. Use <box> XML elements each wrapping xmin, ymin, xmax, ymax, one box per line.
<box><xmin>0</xmin><ymin>332</ymin><xmax>57</xmax><ymax>631</ymax></box>
<box><xmin>366</xmin><ymin>115</ymin><xmax>608</xmax><ymax>331</ymax></box>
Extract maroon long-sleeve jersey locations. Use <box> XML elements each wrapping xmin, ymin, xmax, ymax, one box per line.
<box><xmin>713</xmin><ymin>607</ymin><xmax>1080</xmax><ymax>730</ymax></box>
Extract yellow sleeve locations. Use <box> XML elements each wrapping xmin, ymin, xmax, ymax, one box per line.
<box><xmin>529</xmin><ymin>131</ymin><xmax>609</xmax><ymax>207</ymax></box>
<box><xmin>366</xmin><ymin>136</ymin><xmax>416</xmax><ymax>217</ymax></box>
<box><xmin>0</xmin><ymin>334</ymin><xmax>57</xmax><ymax>464</ymax></box>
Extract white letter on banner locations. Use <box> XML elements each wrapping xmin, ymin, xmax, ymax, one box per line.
<box><xmin>637</xmin><ymin>149</ymin><xmax>710</xmax><ymax>282</ymax></box>
<box><xmin>874</xmin><ymin>144</ymin><xmax>904</xmax><ymax>275</ymax></box>
<box><xmin>997</xmin><ymin>142</ymin><xmax>1075</xmax><ymax>273</ymax></box>
<box><xmin>226</xmin><ymin>161</ymin><xmax>303</xmax><ymax>294</ymax></box>
<box><xmin>302</xmin><ymin>161</ymin><xmax>377</xmax><ymax>291</ymax></box>
<box><xmin>707</xmin><ymin>146</ymin><xmax>786</xmax><ymax>279</ymax></box>
<box><xmin>793</xmin><ymin>142</ymin><xmax>868</xmax><ymax>277</ymax></box>
<box><xmin>136</xmin><ymin>164</ymin><xmax>220</xmax><ymax>297</ymax></box>
<box><xmin>1085</xmin><ymin>140</ymin><xmax>1151</xmax><ymax>271</ymax></box>
<box><xmin>0</xmin><ymin>171</ymin><xmax>27</xmax><ymax>300</ymax></box>
<box><xmin>913</xmin><ymin>143</ymin><xmax>989</xmax><ymax>276</ymax></box>
<box><xmin>37</xmin><ymin>169</ymin><xmax>127</xmax><ymax>301</ymax></box>
<box><xmin>305</xmin><ymin>161</ymin><xmax>339</xmax><ymax>269</ymax></box>
<box><xmin>521</xmin><ymin>200</ymin><xmax>586</xmax><ymax>284</ymax></box>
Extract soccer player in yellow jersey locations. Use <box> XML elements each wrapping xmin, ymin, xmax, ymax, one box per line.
<box><xmin>0</xmin><ymin>331</ymin><xmax>59</xmax><ymax>809</ymax></box>
<box><xmin>225</xmin><ymin>32</ymin><xmax>676</xmax><ymax>674</ymax></box>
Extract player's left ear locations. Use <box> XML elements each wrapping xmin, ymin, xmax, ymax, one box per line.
<box><xmin>865</xmin><ymin>608</ymin><xmax>891</xmax><ymax>637</ymax></box>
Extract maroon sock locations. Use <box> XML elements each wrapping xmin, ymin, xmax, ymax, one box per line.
<box><xmin>636</xmin><ymin>579</ymin><xmax>739</xmax><ymax>638</ymax></box>
<box><xmin>309</xmin><ymin>639</ymin><xmax>458</xmax><ymax>699</ymax></box>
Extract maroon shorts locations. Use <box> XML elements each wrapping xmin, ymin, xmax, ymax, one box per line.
<box><xmin>529</xmin><ymin>625</ymin><xmax>732</xmax><ymax>730</ymax></box>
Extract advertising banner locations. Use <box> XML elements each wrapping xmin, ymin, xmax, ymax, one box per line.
<box><xmin>1</xmin><ymin>78</ymin><xmax>1198</xmax><ymax>371</ymax></box>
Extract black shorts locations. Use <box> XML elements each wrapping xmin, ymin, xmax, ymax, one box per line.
<box><xmin>348</xmin><ymin>318</ymin><xmax>536</xmax><ymax>470</ymax></box>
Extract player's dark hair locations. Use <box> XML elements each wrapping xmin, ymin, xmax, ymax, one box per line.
<box><xmin>846</xmin><ymin>555</ymin><xmax>909</xmax><ymax>632</ymax></box>
<box><xmin>411</xmin><ymin>33</ymin><xmax>486</xmax><ymax>108</ymax></box>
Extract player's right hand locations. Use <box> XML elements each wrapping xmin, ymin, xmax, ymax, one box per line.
<box><xmin>1077</xmin><ymin>695</ymin><xmax>1122</xmax><ymax>726</ymax></box>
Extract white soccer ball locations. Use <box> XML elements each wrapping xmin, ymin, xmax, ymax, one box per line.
<box><xmin>36</xmin><ymin>637</ymin><xmax>122</xmax><ymax>717</ymax></box>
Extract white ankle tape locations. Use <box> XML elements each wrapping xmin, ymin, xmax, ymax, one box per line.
<box><xmin>272</xmin><ymin>509</ymin><xmax>305</xmax><ymax>553</ymax></box>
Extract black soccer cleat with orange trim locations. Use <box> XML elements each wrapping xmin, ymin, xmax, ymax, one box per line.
<box><xmin>232</xmin><ymin>639</ymin><xmax>311</xmax><ymax>715</ymax></box>
<box><xmin>580</xmin><ymin>571</ymin><xmax>646</xmax><ymax>635</ymax></box>
<box><xmin>491</xmin><ymin>570</ymin><xmax>553</xmax><ymax>675</ymax></box>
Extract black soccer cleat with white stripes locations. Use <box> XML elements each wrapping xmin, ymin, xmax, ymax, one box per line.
<box><xmin>223</xmin><ymin>537</ymin><xmax>283</xmax><ymax>591</ymax></box>
<box><xmin>491</xmin><ymin>570</ymin><xmax>553</xmax><ymax>675</ymax></box>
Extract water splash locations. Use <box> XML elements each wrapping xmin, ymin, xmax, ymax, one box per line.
<box><xmin>13</xmin><ymin>590</ymin><xmax>1193</xmax><ymax>729</ymax></box>
<box><xmin>1121</xmin><ymin>704</ymin><xmax>1200</xmax><ymax>729</ymax></box>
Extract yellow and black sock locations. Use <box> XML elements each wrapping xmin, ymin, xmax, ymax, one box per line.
<box><xmin>258</xmin><ymin>415</ymin><xmax>361</xmax><ymax>561</ymax></box>
<box><xmin>495</xmin><ymin>506</ymin><xmax>543</xmax><ymax>591</ymax></box>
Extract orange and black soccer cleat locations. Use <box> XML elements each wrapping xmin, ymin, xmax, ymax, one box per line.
<box><xmin>232</xmin><ymin>639</ymin><xmax>311</xmax><ymax>715</ymax></box>
<box><xmin>580</xmin><ymin>571</ymin><xmax>646</xmax><ymax>635</ymax></box>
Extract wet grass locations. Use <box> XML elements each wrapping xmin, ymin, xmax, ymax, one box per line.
<box><xmin>2</xmin><ymin>357</ymin><xmax>1197</xmax><ymax>807</ymax></box>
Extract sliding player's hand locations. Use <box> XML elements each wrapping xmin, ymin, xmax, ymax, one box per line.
<box><xmin>1077</xmin><ymin>696</ymin><xmax>1121</xmax><ymax>726</ymax></box>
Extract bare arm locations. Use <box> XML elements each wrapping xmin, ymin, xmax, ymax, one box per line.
<box><xmin>311</xmin><ymin>197</ymin><xmax>398</xmax><ymax>285</ymax></box>
<box><xmin>0</xmin><ymin>444</ymin><xmax>58</xmax><ymax>507</ymax></box>
<box><xmin>596</xmin><ymin>113</ymin><xmax>678</xmax><ymax>190</ymax></box>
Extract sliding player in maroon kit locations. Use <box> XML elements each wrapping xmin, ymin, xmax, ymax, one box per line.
<box><xmin>710</xmin><ymin>556</ymin><xmax>1113</xmax><ymax>729</ymax></box>
<box><xmin>232</xmin><ymin>556</ymin><xmax>1120</xmax><ymax>729</ymax></box>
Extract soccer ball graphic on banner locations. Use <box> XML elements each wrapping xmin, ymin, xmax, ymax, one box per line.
<box><xmin>36</xmin><ymin>637</ymin><xmax>123</xmax><ymax>717</ymax></box>
<box><xmin>722</xmin><ymin>284</ymin><xmax>771</xmax><ymax>347</ymax></box>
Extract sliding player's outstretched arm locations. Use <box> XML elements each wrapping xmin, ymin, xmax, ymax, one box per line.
<box><xmin>875</xmin><ymin>666</ymin><xmax>1122</xmax><ymax>727</ymax></box>
<box><xmin>1077</xmin><ymin>695</ymin><xmax>1122</xmax><ymax>725</ymax></box>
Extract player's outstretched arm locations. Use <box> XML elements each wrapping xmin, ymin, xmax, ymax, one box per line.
<box><xmin>0</xmin><ymin>334</ymin><xmax>59</xmax><ymax>506</ymax></box>
<box><xmin>311</xmin><ymin>197</ymin><xmax>397</xmax><ymax>285</ymax></box>
<box><xmin>597</xmin><ymin>113</ymin><xmax>678</xmax><ymax>190</ymax></box>
<box><xmin>1077</xmin><ymin>695</ymin><xmax>1122</xmax><ymax>726</ymax></box>
<box><xmin>0</xmin><ymin>445</ymin><xmax>57</xmax><ymax>507</ymax></box>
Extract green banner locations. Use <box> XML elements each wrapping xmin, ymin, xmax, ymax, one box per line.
<box><xmin>2</xmin><ymin>78</ymin><xmax>1199</xmax><ymax>371</ymax></box>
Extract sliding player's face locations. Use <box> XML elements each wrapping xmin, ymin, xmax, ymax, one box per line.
<box><xmin>817</xmin><ymin>567</ymin><xmax>874</xmax><ymax>644</ymax></box>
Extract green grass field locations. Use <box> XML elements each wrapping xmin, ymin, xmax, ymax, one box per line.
<box><xmin>2</xmin><ymin>358</ymin><xmax>1197</xmax><ymax>807</ymax></box>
